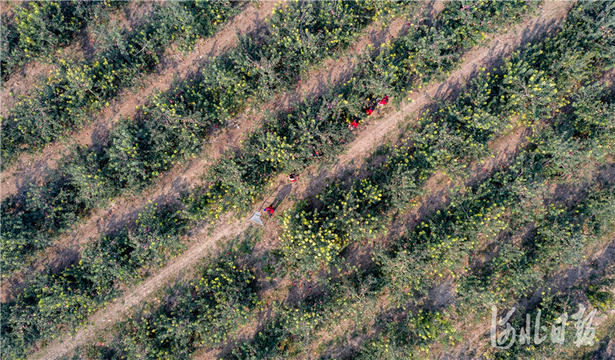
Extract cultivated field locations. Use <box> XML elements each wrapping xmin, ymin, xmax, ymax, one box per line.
<box><xmin>1</xmin><ymin>1</ymin><xmax>613</xmax><ymax>359</ymax></box>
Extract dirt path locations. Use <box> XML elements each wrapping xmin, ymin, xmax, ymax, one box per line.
<box><xmin>30</xmin><ymin>2</ymin><xmax>571</xmax><ymax>359</ymax></box>
<box><xmin>333</xmin><ymin>0</ymin><xmax>570</xmax><ymax>172</ymax></box>
<box><xmin>1</xmin><ymin>13</ymin><xmax>414</xmax><ymax>299</ymax></box>
<box><xmin>33</xmin><ymin>218</ymin><xmax>251</xmax><ymax>360</ymax></box>
<box><xmin>0</xmin><ymin>1</ymin><xmax>279</xmax><ymax>200</ymax></box>
<box><xmin>292</xmin><ymin>0</ymin><xmax>571</xmax><ymax>204</ymax></box>
<box><xmin>0</xmin><ymin>1</ymin><xmax>14</xmax><ymax>17</ymax></box>
<box><xmin>0</xmin><ymin>1</ymin><xmax>144</xmax><ymax>111</ymax></box>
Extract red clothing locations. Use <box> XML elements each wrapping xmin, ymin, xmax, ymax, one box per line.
<box><xmin>365</xmin><ymin>107</ymin><xmax>374</xmax><ymax>115</ymax></box>
<box><xmin>289</xmin><ymin>174</ymin><xmax>298</xmax><ymax>182</ymax></box>
<box><xmin>378</xmin><ymin>96</ymin><xmax>389</xmax><ymax>106</ymax></box>
<box><xmin>351</xmin><ymin>119</ymin><xmax>359</xmax><ymax>128</ymax></box>
<box><xmin>264</xmin><ymin>206</ymin><xmax>275</xmax><ymax>215</ymax></box>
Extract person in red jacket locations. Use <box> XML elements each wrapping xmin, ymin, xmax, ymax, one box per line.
<box><xmin>264</xmin><ymin>205</ymin><xmax>275</xmax><ymax>217</ymax></box>
<box><xmin>365</xmin><ymin>106</ymin><xmax>374</xmax><ymax>116</ymax></box>
<box><xmin>289</xmin><ymin>173</ymin><xmax>299</xmax><ymax>182</ymax></box>
<box><xmin>378</xmin><ymin>95</ymin><xmax>389</xmax><ymax>107</ymax></box>
<box><xmin>350</xmin><ymin>118</ymin><xmax>360</xmax><ymax>129</ymax></box>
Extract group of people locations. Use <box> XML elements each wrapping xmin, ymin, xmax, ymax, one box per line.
<box><xmin>264</xmin><ymin>96</ymin><xmax>388</xmax><ymax>218</ymax></box>
<box><xmin>350</xmin><ymin>95</ymin><xmax>388</xmax><ymax>129</ymax></box>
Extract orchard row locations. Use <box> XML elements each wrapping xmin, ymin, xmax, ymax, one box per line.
<box><xmin>0</xmin><ymin>1</ymin><xmax>123</xmax><ymax>80</ymax></box>
<box><xmin>182</xmin><ymin>0</ymin><xmax>539</xmax><ymax>221</ymax></box>
<box><xmin>74</xmin><ymin>2</ymin><xmax>614</xmax><ymax>358</ymax></box>
<box><xmin>0</xmin><ymin>1</ymin><xmax>536</xmax><ymax>357</ymax></box>
<box><xmin>2</xmin><ymin>0</ymin><xmax>242</xmax><ymax>164</ymax></box>
<box><xmin>0</xmin><ymin>0</ymin><xmax>418</xmax><ymax>275</ymax></box>
<box><xmin>0</xmin><ymin>1</ymin><xmax>418</xmax><ymax>357</ymax></box>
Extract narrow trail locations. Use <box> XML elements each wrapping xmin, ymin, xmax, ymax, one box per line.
<box><xmin>333</xmin><ymin>0</ymin><xmax>570</xmax><ymax>173</ymax></box>
<box><xmin>292</xmin><ymin>0</ymin><xmax>571</xmax><ymax>204</ymax></box>
<box><xmin>0</xmin><ymin>1</ymin><xmax>144</xmax><ymax>106</ymax></box>
<box><xmin>1</xmin><ymin>14</ymin><xmax>414</xmax><ymax>299</ymax></box>
<box><xmin>0</xmin><ymin>1</ymin><xmax>279</xmax><ymax>200</ymax></box>
<box><xmin>31</xmin><ymin>2</ymin><xmax>571</xmax><ymax>359</ymax></box>
<box><xmin>194</xmin><ymin>130</ymin><xmax>526</xmax><ymax>360</ymax></box>
<box><xmin>32</xmin><ymin>219</ymin><xmax>251</xmax><ymax>360</ymax></box>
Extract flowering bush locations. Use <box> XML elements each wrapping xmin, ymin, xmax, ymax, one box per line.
<box><xmin>82</xmin><ymin>248</ymin><xmax>257</xmax><ymax>360</ymax></box>
<box><xmin>1</xmin><ymin>202</ymin><xmax>187</xmax><ymax>359</ymax></box>
<box><xmin>182</xmin><ymin>0</ymin><xmax>541</xmax><ymax>225</ymax></box>
<box><xmin>358</xmin><ymin>79</ymin><xmax>614</xmax><ymax>359</ymax></box>
<box><xmin>119</xmin><ymin>3</ymin><xmax>615</xmax><ymax>358</ymax></box>
<box><xmin>1</xmin><ymin>0</ymin><xmax>241</xmax><ymax>165</ymax></box>
<box><xmin>56</xmin><ymin>3</ymin><xmax>615</xmax><ymax>359</ymax></box>
<box><xmin>4</xmin><ymin>2</ymin><xmax>614</xmax><ymax>359</ymax></box>
<box><xmin>268</xmin><ymin>0</ymin><xmax>613</xmax><ymax>273</ymax></box>
<box><xmin>1</xmin><ymin>0</ymin><xmax>414</xmax><ymax>275</ymax></box>
<box><xmin>0</xmin><ymin>1</ymin><xmax>123</xmax><ymax>80</ymax></box>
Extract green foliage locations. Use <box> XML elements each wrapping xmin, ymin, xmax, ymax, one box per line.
<box><xmin>0</xmin><ymin>203</ymin><xmax>186</xmax><ymax>359</ymax></box>
<box><xmin>89</xmin><ymin>252</ymin><xmax>257</xmax><ymax>359</ymax></box>
<box><xmin>1</xmin><ymin>1</ymin><xmax>241</xmax><ymax>165</ymax></box>
<box><xmin>271</xmin><ymin>0</ymin><xmax>614</xmax><ymax>275</ymax></box>
<box><xmin>0</xmin><ymin>1</ymin><xmax>121</xmax><ymax>80</ymax></box>
<box><xmin>220</xmin><ymin>3</ymin><xmax>615</xmax><ymax>357</ymax></box>
<box><xmin>355</xmin><ymin>309</ymin><xmax>460</xmax><ymax>359</ymax></box>
<box><xmin>182</xmin><ymin>0</ymin><xmax>541</xmax><ymax>228</ymax></box>
<box><xmin>5</xmin><ymin>3</ymin><xmax>615</xmax><ymax>360</ymax></box>
<box><xmin>356</xmin><ymin>0</ymin><xmax>538</xmax><ymax>95</ymax></box>
<box><xmin>1</xmin><ymin>0</ymin><xmax>415</xmax><ymax>276</ymax></box>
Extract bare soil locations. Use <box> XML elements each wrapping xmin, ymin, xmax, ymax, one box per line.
<box><xmin>1</xmin><ymin>6</ymin><xmax>412</xmax><ymax>299</ymax></box>
<box><xmin>28</xmin><ymin>2</ymin><xmax>574</xmax><ymax>359</ymax></box>
<box><xmin>0</xmin><ymin>1</ymin><xmax>14</xmax><ymax>17</ymax></box>
<box><xmin>0</xmin><ymin>2</ymin><xmax>143</xmax><ymax>110</ymax></box>
<box><xmin>0</xmin><ymin>1</ymin><xmax>278</xmax><ymax>200</ymax></box>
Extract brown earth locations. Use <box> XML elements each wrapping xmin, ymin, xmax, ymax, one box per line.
<box><xmin>0</xmin><ymin>1</ymin><xmax>279</xmax><ymax>200</ymax></box>
<box><xmin>0</xmin><ymin>2</ymin><xmax>143</xmax><ymax>110</ymax></box>
<box><xmin>197</xmin><ymin>2</ymin><xmax>576</xmax><ymax>358</ymax></box>
<box><xmin>0</xmin><ymin>1</ymin><xmax>14</xmax><ymax>17</ymax></box>
<box><xmin>28</xmin><ymin>2</ymin><xmax>574</xmax><ymax>359</ymax></box>
<box><xmin>1</xmin><ymin>7</ymin><xmax>415</xmax><ymax>297</ymax></box>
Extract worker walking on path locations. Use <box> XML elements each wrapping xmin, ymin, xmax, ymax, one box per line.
<box><xmin>264</xmin><ymin>205</ymin><xmax>276</xmax><ymax>217</ymax></box>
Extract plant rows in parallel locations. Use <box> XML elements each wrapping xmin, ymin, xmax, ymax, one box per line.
<box><xmin>273</xmin><ymin>0</ymin><xmax>614</xmax><ymax>273</ymax></box>
<box><xmin>0</xmin><ymin>0</ymin><xmax>534</xmax><ymax>358</ymax></box>
<box><xmin>352</xmin><ymin>81</ymin><xmax>615</xmax><ymax>358</ymax></box>
<box><xmin>228</xmin><ymin>56</ymin><xmax>615</xmax><ymax>360</ymax></box>
<box><xmin>0</xmin><ymin>1</ymin><xmax>417</xmax><ymax>358</ymax></box>
<box><xmin>222</xmin><ymin>70</ymin><xmax>614</xmax><ymax>356</ymax></box>
<box><xmin>8</xmin><ymin>1</ymin><xmax>611</xmax><ymax>358</ymax></box>
<box><xmin>1</xmin><ymin>0</ymin><xmax>242</xmax><ymax>165</ymax></box>
<box><xmin>356</xmin><ymin>182</ymin><xmax>615</xmax><ymax>359</ymax></box>
<box><xmin>181</xmin><ymin>0</ymin><xmax>539</xmax><ymax>222</ymax></box>
<box><xmin>79</xmin><ymin>70</ymin><xmax>615</xmax><ymax>360</ymax></box>
<box><xmin>0</xmin><ymin>0</ymin><xmax>415</xmax><ymax>276</ymax></box>
<box><xmin>227</xmin><ymin>3</ymin><xmax>615</xmax><ymax>356</ymax></box>
<box><xmin>73</xmin><ymin>2</ymin><xmax>615</xmax><ymax>358</ymax></box>
<box><xmin>0</xmin><ymin>202</ymin><xmax>189</xmax><ymax>359</ymax></box>
<box><xmin>0</xmin><ymin>1</ymin><xmax>123</xmax><ymax>81</ymax></box>
<box><xmin>77</xmin><ymin>5</ymin><xmax>615</xmax><ymax>359</ymax></box>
